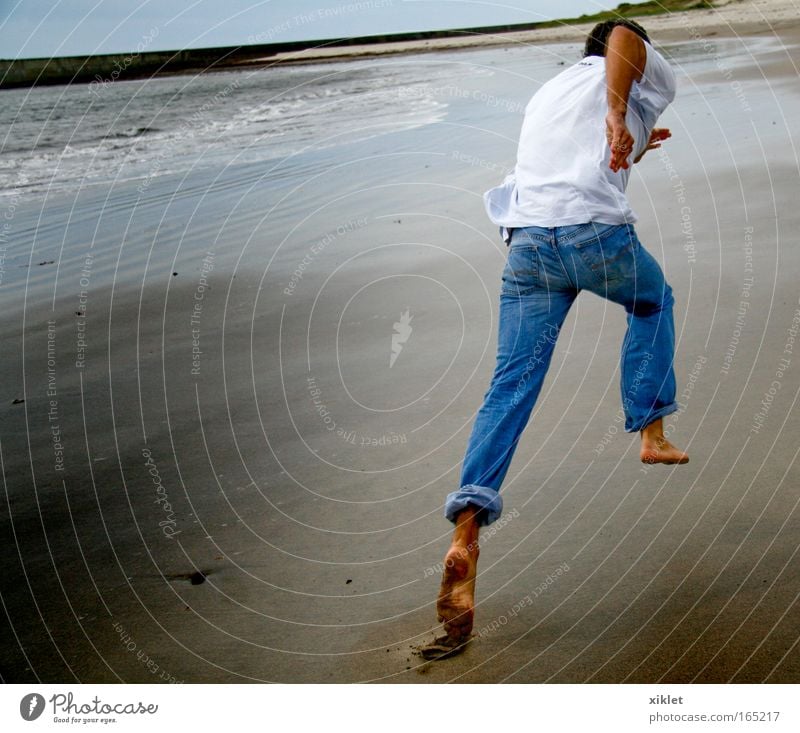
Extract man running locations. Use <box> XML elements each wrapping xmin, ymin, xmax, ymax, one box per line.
<box><xmin>429</xmin><ymin>19</ymin><xmax>689</xmax><ymax>655</ymax></box>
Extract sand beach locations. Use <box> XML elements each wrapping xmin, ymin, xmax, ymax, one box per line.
<box><xmin>1</xmin><ymin>0</ymin><xmax>799</xmax><ymax>683</ymax></box>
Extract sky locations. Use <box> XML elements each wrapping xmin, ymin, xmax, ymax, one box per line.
<box><xmin>0</xmin><ymin>0</ymin><xmax>643</xmax><ymax>59</ymax></box>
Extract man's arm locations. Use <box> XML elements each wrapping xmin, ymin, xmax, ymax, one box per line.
<box><xmin>605</xmin><ymin>25</ymin><xmax>647</xmax><ymax>172</ymax></box>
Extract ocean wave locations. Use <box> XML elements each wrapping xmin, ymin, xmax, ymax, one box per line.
<box><xmin>107</xmin><ymin>125</ymin><xmax>161</xmax><ymax>139</ymax></box>
<box><xmin>0</xmin><ymin>56</ymin><xmax>487</xmax><ymax>195</ymax></box>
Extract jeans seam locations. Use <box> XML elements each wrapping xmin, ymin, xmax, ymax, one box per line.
<box><xmin>548</xmin><ymin>229</ymin><xmax>577</xmax><ymax>287</ymax></box>
<box><xmin>620</xmin><ymin>321</ymin><xmax>632</xmax><ymax>426</ymax></box>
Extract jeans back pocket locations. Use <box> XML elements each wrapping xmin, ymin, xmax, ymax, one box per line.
<box><xmin>501</xmin><ymin>245</ymin><xmax>539</xmax><ymax>296</ymax></box>
<box><xmin>573</xmin><ymin>224</ymin><xmax>637</xmax><ymax>283</ymax></box>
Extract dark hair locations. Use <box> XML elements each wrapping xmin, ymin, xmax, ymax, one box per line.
<box><xmin>583</xmin><ymin>19</ymin><xmax>650</xmax><ymax>57</ymax></box>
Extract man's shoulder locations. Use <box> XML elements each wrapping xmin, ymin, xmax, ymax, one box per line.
<box><xmin>637</xmin><ymin>41</ymin><xmax>677</xmax><ymax>105</ymax></box>
<box><xmin>546</xmin><ymin>56</ymin><xmax>604</xmax><ymax>87</ymax></box>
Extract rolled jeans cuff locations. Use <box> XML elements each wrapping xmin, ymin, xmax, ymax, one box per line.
<box><xmin>444</xmin><ymin>485</ymin><xmax>503</xmax><ymax>526</ymax></box>
<box><xmin>626</xmin><ymin>401</ymin><xmax>679</xmax><ymax>433</ymax></box>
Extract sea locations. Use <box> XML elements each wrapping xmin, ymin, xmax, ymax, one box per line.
<box><xmin>1</xmin><ymin>36</ymin><xmax>776</xmax><ymax>199</ymax></box>
<box><xmin>1</xmin><ymin>51</ymin><xmax>501</xmax><ymax>197</ymax></box>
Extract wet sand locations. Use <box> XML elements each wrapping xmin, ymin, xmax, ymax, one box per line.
<box><xmin>1</xmin><ymin>9</ymin><xmax>800</xmax><ymax>683</ymax></box>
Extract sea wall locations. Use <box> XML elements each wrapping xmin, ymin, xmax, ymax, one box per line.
<box><xmin>0</xmin><ymin>43</ymin><xmax>304</xmax><ymax>89</ymax></box>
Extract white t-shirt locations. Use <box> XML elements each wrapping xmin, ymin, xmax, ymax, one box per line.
<box><xmin>484</xmin><ymin>41</ymin><xmax>676</xmax><ymax>228</ymax></box>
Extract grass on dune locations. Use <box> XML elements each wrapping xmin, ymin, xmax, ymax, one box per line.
<box><xmin>546</xmin><ymin>0</ymin><xmax>720</xmax><ymax>28</ymax></box>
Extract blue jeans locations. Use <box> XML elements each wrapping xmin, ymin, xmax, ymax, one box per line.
<box><xmin>445</xmin><ymin>222</ymin><xmax>678</xmax><ymax>526</ymax></box>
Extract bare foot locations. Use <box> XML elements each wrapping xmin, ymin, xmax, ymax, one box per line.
<box><xmin>640</xmin><ymin>418</ymin><xmax>689</xmax><ymax>464</ymax></box>
<box><xmin>435</xmin><ymin>506</ymin><xmax>480</xmax><ymax>642</ymax></box>
<box><xmin>436</xmin><ymin>543</ymin><xmax>479</xmax><ymax>642</ymax></box>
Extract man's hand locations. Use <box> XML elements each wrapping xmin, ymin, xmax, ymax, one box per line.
<box><xmin>634</xmin><ymin>127</ymin><xmax>671</xmax><ymax>164</ymax></box>
<box><xmin>606</xmin><ymin>111</ymin><xmax>635</xmax><ymax>172</ymax></box>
